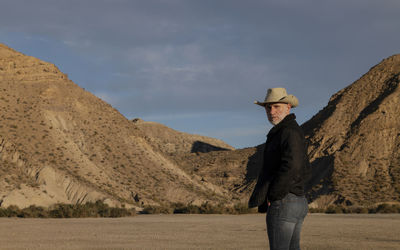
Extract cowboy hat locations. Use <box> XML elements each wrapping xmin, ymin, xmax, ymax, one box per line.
<box><xmin>254</xmin><ymin>87</ymin><xmax>298</xmax><ymax>108</ymax></box>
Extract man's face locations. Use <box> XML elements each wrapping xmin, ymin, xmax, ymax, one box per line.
<box><xmin>265</xmin><ymin>103</ymin><xmax>291</xmax><ymax>125</ymax></box>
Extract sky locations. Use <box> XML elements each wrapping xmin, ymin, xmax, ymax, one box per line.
<box><xmin>0</xmin><ymin>0</ymin><xmax>399</xmax><ymax>149</ymax></box>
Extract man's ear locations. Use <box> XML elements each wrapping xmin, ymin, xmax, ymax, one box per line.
<box><xmin>286</xmin><ymin>104</ymin><xmax>292</xmax><ymax>114</ymax></box>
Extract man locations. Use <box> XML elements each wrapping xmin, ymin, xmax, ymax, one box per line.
<box><xmin>248</xmin><ymin>87</ymin><xmax>310</xmax><ymax>250</ymax></box>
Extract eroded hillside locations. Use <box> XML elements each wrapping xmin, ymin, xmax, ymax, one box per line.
<box><xmin>1</xmin><ymin>43</ymin><xmax>399</xmax><ymax>210</ymax></box>
<box><xmin>173</xmin><ymin>55</ymin><xmax>400</xmax><ymax>208</ymax></box>
<box><xmin>303</xmin><ymin>55</ymin><xmax>400</xmax><ymax>207</ymax></box>
<box><xmin>0</xmin><ymin>44</ymin><xmax>234</xmax><ymax>209</ymax></box>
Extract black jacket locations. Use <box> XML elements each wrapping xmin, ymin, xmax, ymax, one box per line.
<box><xmin>248</xmin><ymin>114</ymin><xmax>310</xmax><ymax>211</ymax></box>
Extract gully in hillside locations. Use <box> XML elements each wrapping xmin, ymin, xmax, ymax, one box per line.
<box><xmin>249</xmin><ymin>87</ymin><xmax>311</xmax><ymax>250</ymax></box>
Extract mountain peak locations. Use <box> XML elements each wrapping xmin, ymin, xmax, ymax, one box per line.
<box><xmin>303</xmin><ymin>54</ymin><xmax>400</xmax><ymax>207</ymax></box>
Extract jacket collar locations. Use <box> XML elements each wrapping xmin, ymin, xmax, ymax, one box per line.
<box><xmin>267</xmin><ymin>113</ymin><xmax>296</xmax><ymax>137</ymax></box>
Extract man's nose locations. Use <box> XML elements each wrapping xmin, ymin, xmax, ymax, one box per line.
<box><xmin>269</xmin><ymin>107</ymin><xmax>276</xmax><ymax>114</ymax></box>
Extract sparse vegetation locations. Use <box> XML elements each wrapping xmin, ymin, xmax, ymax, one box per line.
<box><xmin>0</xmin><ymin>201</ymin><xmax>136</xmax><ymax>218</ymax></box>
<box><xmin>139</xmin><ymin>202</ymin><xmax>256</xmax><ymax>215</ymax></box>
<box><xmin>375</xmin><ymin>203</ymin><xmax>400</xmax><ymax>213</ymax></box>
<box><xmin>308</xmin><ymin>203</ymin><xmax>400</xmax><ymax>214</ymax></box>
<box><xmin>141</xmin><ymin>205</ymin><xmax>173</xmax><ymax>214</ymax></box>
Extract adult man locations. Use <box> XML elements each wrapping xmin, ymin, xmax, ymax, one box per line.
<box><xmin>248</xmin><ymin>87</ymin><xmax>310</xmax><ymax>250</ymax></box>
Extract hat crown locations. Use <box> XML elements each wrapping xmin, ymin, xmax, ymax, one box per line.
<box><xmin>265</xmin><ymin>88</ymin><xmax>288</xmax><ymax>102</ymax></box>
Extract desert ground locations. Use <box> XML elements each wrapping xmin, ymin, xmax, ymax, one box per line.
<box><xmin>0</xmin><ymin>214</ymin><xmax>399</xmax><ymax>249</ymax></box>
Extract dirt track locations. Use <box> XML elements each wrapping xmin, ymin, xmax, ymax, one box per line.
<box><xmin>0</xmin><ymin>214</ymin><xmax>399</xmax><ymax>249</ymax></box>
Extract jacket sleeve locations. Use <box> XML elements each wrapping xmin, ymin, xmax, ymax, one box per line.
<box><xmin>248</xmin><ymin>166</ymin><xmax>271</xmax><ymax>208</ymax></box>
<box><xmin>268</xmin><ymin>127</ymin><xmax>305</xmax><ymax>200</ymax></box>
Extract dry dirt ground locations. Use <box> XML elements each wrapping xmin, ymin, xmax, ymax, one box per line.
<box><xmin>0</xmin><ymin>214</ymin><xmax>399</xmax><ymax>249</ymax></box>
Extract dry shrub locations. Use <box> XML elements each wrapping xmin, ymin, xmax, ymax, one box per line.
<box><xmin>141</xmin><ymin>205</ymin><xmax>173</xmax><ymax>214</ymax></box>
<box><xmin>140</xmin><ymin>202</ymin><xmax>254</xmax><ymax>215</ymax></box>
<box><xmin>0</xmin><ymin>201</ymin><xmax>135</xmax><ymax>218</ymax></box>
<box><xmin>325</xmin><ymin>205</ymin><xmax>344</xmax><ymax>214</ymax></box>
<box><xmin>171</xmin><ymin>202</ymin><xmax>254</xmax><ymax>215</ymax></box>
<box><xmin>374</xmin><ymin>204</ymin><xmax>400</xmax><ymax>214</ymax></box>
<box><xmin>308</xmin><ymin>207</ymin><xmax>325</xmax><ymax>213</ymax></box>
<box><xmin>310</xmin><ymin>204</ymin><xmax>400</xmax><ymax>214</ymax></box>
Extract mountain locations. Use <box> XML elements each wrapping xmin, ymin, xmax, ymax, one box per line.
<box><xmin>303</xmin><ymin>54</ymin><xmax>400</xmax><ymax>208</ymax></box>
<box><xmin>175</xmin><ymin>54</ymin><xmax>400</xmax><ymax>208</ymax></box>
<box><xmin>2</xmin><ymin>43</ymin><xmax>398</xmax><ymax>210</ymax></box>
<box><xmin>0</xmin><ymin>43</ymin><xmax>234</xmax><ymax>209</ymax></box>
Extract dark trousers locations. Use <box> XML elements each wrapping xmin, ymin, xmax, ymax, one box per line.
<box><xmin>266</xmin><ymin>193</ymin><xmax>308</xmax><ymax>250</ymax></box>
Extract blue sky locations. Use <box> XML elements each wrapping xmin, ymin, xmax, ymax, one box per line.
<box><xmin>1</xmin><ymin>0</ymin><xmax>399</xmax><ymax>148</ymax></box>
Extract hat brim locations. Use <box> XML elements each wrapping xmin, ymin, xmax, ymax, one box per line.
<box><xmin>254</xmin><ymin>96</ymin><xmax>298</xmax><ymax>108</ymax></box>
<box><xmin>254</xmin><ymin>101</ymin><xmax>267</xmax><ymax>106</ymax></box>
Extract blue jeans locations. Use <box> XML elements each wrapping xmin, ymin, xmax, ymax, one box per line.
<box><xmin>266</xmin><ymin>193</ymin><xmax>308</xmax><ymax>250</ymax></box>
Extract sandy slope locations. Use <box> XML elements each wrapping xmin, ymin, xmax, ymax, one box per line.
<box><xmin>0</xmin><ymin>214</ymin><xmax>399</xmax><ymax>249</ymax></box>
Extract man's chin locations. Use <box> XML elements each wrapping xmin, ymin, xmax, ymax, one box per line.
<box><xmin>269</xmin><ymin>119</ymin><xmax>279</xmax><ymax>126</ymax></box>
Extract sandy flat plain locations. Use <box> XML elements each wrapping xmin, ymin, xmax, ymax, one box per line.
<box><xmin>0</xmin><ymin>214</ymin><xmax>399</xmax><ymax>249</ymax></box>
